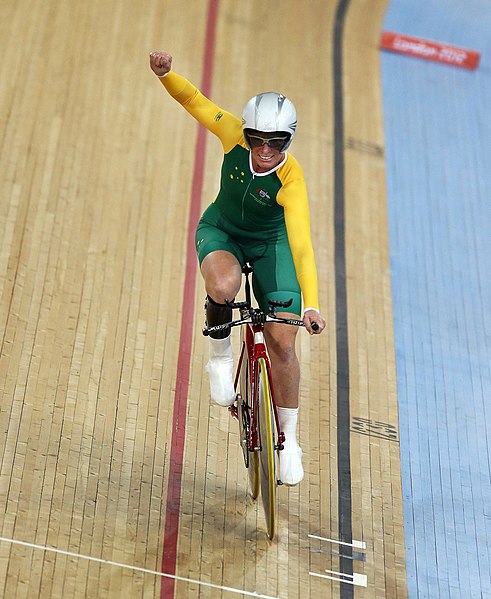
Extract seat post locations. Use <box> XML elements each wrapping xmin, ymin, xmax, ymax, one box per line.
<box><xmin>242</xmin><ymin>263</ymin><xmax>254</xmax><ymax>305</ymax></box>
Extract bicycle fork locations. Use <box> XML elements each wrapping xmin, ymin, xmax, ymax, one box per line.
<box><xmin>251</xmin><ymin>329</ymin><xmax>285</xmax><ymax>453</ymax></box>
<box><xmin>230</xmin><ymin>326</ymin><xmax>285</xmax><ymax>453</ymax></box>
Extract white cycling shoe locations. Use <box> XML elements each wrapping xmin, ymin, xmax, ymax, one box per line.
<box><xmin>205</xmin><ymin>356</ymin><xmax>235</xmax><ymax>406</ymax></box>
<box><xmin>277</xmin><ymin>406</ymin><xmax>304</xmax><ymax>485</ymax></box>
<box><xmin>206</xmin><ymin>335</ymin><xmax>235</xmax><ymax>407</ymax></box>
<box><xmin>279</xmin><ymin>445</ymin><xmax>304</xmax><ymax>486</ymax></box>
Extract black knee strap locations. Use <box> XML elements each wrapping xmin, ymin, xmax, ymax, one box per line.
<box><xmin>205</xmin><ymin>295</ymin><xmax>233</xmax><ymax>339</ymax></box>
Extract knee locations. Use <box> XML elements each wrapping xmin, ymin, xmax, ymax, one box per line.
<box><xmin>201</xmin><ymin>252</ymin><xmax>242</xmax><ymax>303</ymax></box>
<box><xmin>207</xmin><ymin>273</ymin><xmax>240</xmax><ymax>304</ymax></box>
<box><xmin>266</xmin><ymin>333</ymin><xmax>297</xmax><ymax>364</ymax></box>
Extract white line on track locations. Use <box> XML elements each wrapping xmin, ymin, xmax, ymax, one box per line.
<box><xmin>308</xmin><ymin>533</ymin><xmax>366</xmax><ymax>550</ymax></box>
<box><xmin>0</xmin><ymin>536</ymin><xmax>281</xmax><ymax>599</ymax></box>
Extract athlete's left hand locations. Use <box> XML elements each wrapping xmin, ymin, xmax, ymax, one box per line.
<box><xmin>149</xmin><ymin>51</ymin><xmax>173</xmax><ymax>77</ymax></box>
<box><xmin>303</xmin><ymin>310</ymin><xmax>326</xmax><ymax>335</ymax></box>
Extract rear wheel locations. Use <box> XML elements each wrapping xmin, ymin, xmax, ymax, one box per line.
<box><xmin>257</xmin><ymin>357</ymin><xmax>277</xmax><ymax>539</ymax></box>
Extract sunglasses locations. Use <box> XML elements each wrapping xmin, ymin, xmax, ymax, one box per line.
<box><xmin>247</xmin><ymin>134</ymin><xmax>289</xmax><ymax>151</ymax></box>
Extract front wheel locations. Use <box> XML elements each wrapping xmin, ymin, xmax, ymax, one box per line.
<box><xmin>238</xmin><ymin>329</ymin><xmax>259</xmax><ymax>499</ymax></box>
<box><xmin>257</xmin><ymin>357</ymin><xmax>277</xmax><ymax>540</ymax></box>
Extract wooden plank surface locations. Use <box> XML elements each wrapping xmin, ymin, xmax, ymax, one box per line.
<box><xmin>0</xmin><ymin>1</ymin><xmax>405</xmax><ymax>597</ymax></box>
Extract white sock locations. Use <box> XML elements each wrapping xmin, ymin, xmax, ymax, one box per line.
<box><xmin>277</xmin><ymin>406</ymin><xmax>299</xmax><ymax>450</ymax></box>
<box><xmin>209</xmin><ymin>334</ymin><xmax>232</xmax><ymax>359</ymax></box>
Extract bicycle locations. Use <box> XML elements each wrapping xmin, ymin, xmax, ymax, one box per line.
<box><xmin>203</xmin><ymin>264</ymin><xmax>317</xmax><ymax>539</ymax></box>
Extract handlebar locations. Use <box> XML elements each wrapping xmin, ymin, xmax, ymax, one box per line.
<box><xmin>203</xmin><ymin>314</ymin><xmax>307</xmax><ymax>336</ymax></box>
<box><xmin>202</xmin><ymin>299</ymin><xmax>319</xmax><ymax>336</ymax></box>
<box><xmin>225</xmin><ymin>297</ymin><xmax>293</xmax><ymax>311</ymax></box>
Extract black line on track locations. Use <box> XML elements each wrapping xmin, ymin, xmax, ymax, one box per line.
<box><xmin>333</xmin><ymin>1</ymin><xmax>354</xmax><ymax>597</ymax></box>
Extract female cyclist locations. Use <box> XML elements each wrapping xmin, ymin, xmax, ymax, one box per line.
<box><xmin>149</xmin><ymin>51</ymin><xmax>326</xmax><ymax>485</ymax></box>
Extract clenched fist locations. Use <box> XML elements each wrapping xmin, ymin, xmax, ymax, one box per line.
<box><xmin>149</xmin><ymin>51</ymin><xmax>172</xmax><ymax>77</ymax></box>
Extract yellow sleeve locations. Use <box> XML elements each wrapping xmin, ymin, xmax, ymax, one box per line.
<box><xmin>159</xmin><ymin>72</ymin><xmax>242</xmax><ymax>153</ymax></box>
<box><xmin>277</xmin><ymin>162</ymin><xmax>320</xmax><ymax>311</ymax></box>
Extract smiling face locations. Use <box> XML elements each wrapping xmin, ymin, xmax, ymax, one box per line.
<box><xmin>244</xmin><ymin>130</ymin><xmax>290</xmax><ymax>173</ymax></box>
<box><xmin>251</xmin><ymin>143</ymin><xmax>284</xmax><ymax>172</ymax></box>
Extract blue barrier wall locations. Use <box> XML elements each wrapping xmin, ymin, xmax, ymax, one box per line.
<box><xmin>381</xmin><ymin>1</ymin><xmax>491</xmax><ymax>597</ymax></box>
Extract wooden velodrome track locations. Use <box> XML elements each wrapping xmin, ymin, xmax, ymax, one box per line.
<box><xmin>0</xmin><ymin>1</ymin><xmax>406</xmax><ymax>597</ymax></box>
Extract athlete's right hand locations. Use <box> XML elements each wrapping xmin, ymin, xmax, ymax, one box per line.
<box><xmin>149</xmin><ymin>51</ymin><xmax>172</xmax><ymax>77</ymax></box>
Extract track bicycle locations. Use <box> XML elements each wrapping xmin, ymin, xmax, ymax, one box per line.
<box><xmin>203</xmin><ymin>264</ymin><xmax>317</xmax><ymax>540</ymax></box>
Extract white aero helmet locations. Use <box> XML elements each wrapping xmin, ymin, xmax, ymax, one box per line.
<box><xmin>242</xmin><ymin>92</ymin><xmax>297</xmax><ymax>152</ymax></box>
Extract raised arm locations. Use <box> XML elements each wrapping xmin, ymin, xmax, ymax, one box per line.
<box><xmin>149</xmin><ymin>51</ymin><xmax>242</xmax><ymax>151</ymax></box>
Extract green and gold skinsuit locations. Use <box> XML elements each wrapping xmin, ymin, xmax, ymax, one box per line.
<box><xmin>159</xmin><ymin>72</ymin><xmax>319</xmax><ymax>315</ymax></box>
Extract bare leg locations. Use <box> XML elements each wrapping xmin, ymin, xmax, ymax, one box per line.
<box><xmin>264</xmin><ymin>315</ymin><xmax>300</xmax><ymax>408</ymax></box>
<box><xmin>201</xmin><ymin>250</ymin><xmax>242</xmax><ymax>303</ymax></box>
<box><xmin>264</xmin><ymin>315</ymin><xmax>303</xmax><ymax>485</ymax></box>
